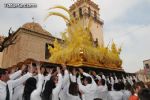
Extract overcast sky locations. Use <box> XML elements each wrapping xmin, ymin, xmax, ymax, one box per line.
<box><xmin>0</xmin><ymin>0</ymin><xmax>150</xmax><ymax>73</ymax></box>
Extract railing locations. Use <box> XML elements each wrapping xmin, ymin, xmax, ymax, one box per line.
<box><xmin>83</xmin><ymin>9</ymin><xmax>104</xmax><ymax>24</ymax></box>
<box><xmin>83</xmin><ymin>12</ymin><xmax>104</xmax><ymax>24</ymax></box>
<box><xmin>72</xmin><ymin>8</ymin><xmax>104</xmax><ymax>24</ymax></box>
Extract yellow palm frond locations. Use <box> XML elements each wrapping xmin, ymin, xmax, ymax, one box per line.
<box><xmin>45</xmin><ymin>12</ymin><xmax>70</xmax><ymax>23</ymax></box>
<box><xmin>48</xmin><ymin>5</ymin><xmax>72</xmax><ymax>18</ymax></box>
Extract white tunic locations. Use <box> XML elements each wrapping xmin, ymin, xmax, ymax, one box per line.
<box><xmin>0</xmin><ymin>70</ymin><xmax>22</xmax><ymax>100</ymax></box>
<box><xmin>42</xmin><ymin>74</ymin><xmax>52</xmax><ymax>92</ymax></box>
<box><xmin>66</xmin><ymin>92</ymin><xmax>81</xmax><ymax>100</ymax></box>
<box><xmin>52</xmin><ymin>73</ymin><xmax>62</xmax><ymax>100</ymax></box>
<box><xmin>59</xmin><ymin>70</ymin><xmax>69</xmax><ymax>100</ymax></box>
<box><xmin>8</xmin><ymin>72</ymin><xmax>32</xmax><ymax>100</ymax></box>
<box><xmin>0</xmin><ymin>80</ymin><xmax>7</xmax><ymax>100</ymax></box>
<box><xmin>95</xmin><ymin>85</ymin><xmax>107</xmax><ymax>100</ymax></box>
<box><xmin>9</xmin><ymin>70</ymin><xmax>22</xmax><ymax>80</ymax></box>
<box><xmin>70</xmin><ymin>73</ymin><xmax>77</xmax><ymax>82</ymax></box>
<box><xmin>30</xmin><ymin>74</ymin><xmax>44</xmax><ymax>100</ymax></box>
<box><xmin>107</xmin><ymin>90</ymin><xmax>125</xmax><ymax>100</ymax></box>
<box><xmin>12</xmin><ymin>84</ymin><xmax>24</xmax><ymax>100</ymax></box>
<box><xmin>77</xmin><ymin>72</ymin><xmax>97</xmax><ymax>100</ymax></box>
<box><xmin>122</xmin><ymin>90</ymin><xmax>131</xmax><ymax>100</ymax></box>
<box><xmin>0</xmin><ymin>71</ymin><xmax>32</xmax><ymax>100</ymax></box>
<box><xmin>66</xmin><ymin>81</ymin><xmax>83</xmax><ymax>100</ymax></box>
<box><xmin>11</xmin><ymin>70</ymin><xmax>24</xmax><ymax>100</ymax></box>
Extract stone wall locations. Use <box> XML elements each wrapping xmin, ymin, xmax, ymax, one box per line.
<box><xmin>69</xmin><ymin>1</ymin><xmax>104</xmax><ymax>46</ymax></box>
<box><xmin>0</xmin><ymin>52</ymin><xmax>3</xmax><ymax>67</ymax></box>
<box><xmin>2</xmin><ymin>28</ymin><xmax>56</xmax><ymax>68</ymax></box>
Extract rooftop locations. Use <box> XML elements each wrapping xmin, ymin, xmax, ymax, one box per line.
<box><xmin>69</xmin><ymin>0</ymin><xmax>99</xmax><ymax>11</ymax></box>
<box><xmin>22</xmin><ymin>22</ymin><xmax>51</xmax><ymax>36</ymax></box>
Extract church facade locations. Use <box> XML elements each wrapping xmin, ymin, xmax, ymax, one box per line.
<box><xmin>1</xmin><ymin>22</ymin><xmax>62</xmax><ymax>68</ymax></box>
<box><xmin>0</xmin><ymin>36</ymin><xmax>5</xmax><ymax>66</ymax></box>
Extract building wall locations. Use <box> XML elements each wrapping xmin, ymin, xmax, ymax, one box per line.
<box><xmin>79</xmin><ymin>17</ymin><xmax>104</xmax><ymax>46</ymax></box>
<box><xmin>88</xmin><ymin>18</ymin><xmax>103</xmax><ymax>46</ymax></box>
<box><xmin>0</xmin><ymin>36</ymin><xmax>4</xmax><ymax>67</ymax></box>
<box><xmin>70</xmin><ymin>2</ymin><xmax>100</xmax><ymax>18</ymax></box>
<box><xmin>70</xmin><ymin>1</ymin><xmax>104</xmax><ymax>46</ymax></box>
<box><xmin>2</xmin><ymin>34</ymin><xmax>20</xmax><ymax>67</ymax></box>
<box><xmin>2</xmin><ymin>29</ymin><xmax>55</xmax><ymax>68</ymax></box>
<box><xmin>18</xmin><ymin>29</ymin><xmax>53</xmax><ymax>62</ymax></box>
<box><xmin>0</xmin><ymin>52</ymin><xmax>3</xmax><ymax>67</ymax></box>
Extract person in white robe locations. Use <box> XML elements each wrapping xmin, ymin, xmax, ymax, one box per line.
<box><xmin>30</xmin><ymin>73</ymin><xmax>44</xmax><ymax>100</ymax></box>
<box><xmin>65</xmin><ymin>68</ymin><xmax>84</xmax><ymax>100</ymax></box>
<box><xmin>95</xmin><ymin>78</ymin><xmax>108</xmax><ymax>100</ymax></box>
<box><xmin>77</xmin><ymin>68</ymin><xmax>97</xmax><ymax>100</ymax></box>
<box><xmin>0</xmin><ymin>64</ymin><xmax>33</xmax><ymax>100</ymax></box>
<box><xmin>107</xmin><ymin>83</ymin><xmax>125</xmax><ymax>100</ymax></box>
<box><xmin>12</xmin><ymin>64</ymin><xmax>33</xmax><ymax>100</ymax></box>
<box><xmin>58</xmin><ymin>66</ymin><xmax>69</xmax><ymax>100</ymax></box>
<box><xmin>123</xmin><ymin>83</ymin><xmax>132</xmax><ymax>100</ymax></box>
<box><xmin>42</xmin><ymin>67</ymin><xmax>62</xmax><ymax>100</ymax></box>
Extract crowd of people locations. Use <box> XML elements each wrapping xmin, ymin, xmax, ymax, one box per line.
<box><xmin>0</xmin><ymin>60</ymin><xmax>150</xmax><ymax>100</ymax></box>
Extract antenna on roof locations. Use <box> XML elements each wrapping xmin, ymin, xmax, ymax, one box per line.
<box><xmin>32</xmin><ymin>17</ymin><xmax>35</xmax><ymax>23</ymax></box>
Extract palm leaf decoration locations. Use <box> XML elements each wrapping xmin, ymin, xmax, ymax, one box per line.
<box><xmin>45</xmin><ymin>12</ymin><xmax>71</xmax><ymax>23</ymax></box>
<box><xmin>45</xmin><ymin>3</ymin><xmax>122</xmax><ymax>68</ymax></box>
<box><xmin>48</xmin><ymin>5</ymin><xmax>71</xmax><ymax>18</ymax></box>
<box><xmin>46</xmin><ymin>5</ymin><xmax>76</xmax><ymax>25</ymax></box>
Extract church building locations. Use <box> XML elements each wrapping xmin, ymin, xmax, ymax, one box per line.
<box><xmin>1</xmin><ymin>0</ymin><xmax>104</xmax><ymax>68</ymax></box>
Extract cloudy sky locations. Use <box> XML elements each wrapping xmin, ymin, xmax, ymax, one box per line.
<box><xmin>0</xmin><ymin>0</ymin><xmax>150</xmax><ymax>73</ymax></box>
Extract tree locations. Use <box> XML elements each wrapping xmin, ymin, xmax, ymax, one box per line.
<box><xmin>0</xmin><ymin>35</ymin><xmax>17</xmax><ymax>52</ymax></box>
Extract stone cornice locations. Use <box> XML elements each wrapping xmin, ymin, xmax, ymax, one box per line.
<box><xmin>69</xmin><ymin>0</ymin><xmax>99</xmax><ymax>11</ymax></box>
<box><xmin>4</xmin><ymin>28</ymin><xmax>63</xmax><ymax>44</ymax></box>
<box><xmin>83</xmin><ymin>13</ymin><xmax>104</xmax><ymax>25</ymax></box>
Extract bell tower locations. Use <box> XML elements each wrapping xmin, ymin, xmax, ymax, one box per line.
<box><xmin>69</xmin><ymin>0</ymin><xmax>104</xmax><ymax>46</ymax></box>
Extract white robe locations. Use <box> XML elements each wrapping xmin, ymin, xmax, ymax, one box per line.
<box><xmin>59</xmin><ymin>70</ymin><xmax>69</xmax><ymax>100</ymax></box>
<box><xmin>70</xmin><ymin>73</ymin><xmax>77</xmax><ymax>83</ymax></box>
<box><xmin>52</xmin><ymin>73</ymin><xmax>63</xmax><ymax>100</ymax></box>
<box><xmin>95</xmin><ymin>85</ymin><xmax>107</xmax><ymax>100</ymax></box>
<box><xmin>10</xmin><ymin>70</ymin><xmax>24</xmax><ymax>100</ymax></box>
<box><xmin>9</xmin><ymin>70</ymin><xmax>22</xmax><ymax>80</ymax></box>
<box><xmin>66</xmin><ymin>80</ymin><xmax>82</xmax><ymax>100</ymax></box>
<box><xmin>42</xmin><ymin>74</ymin><xmax>52</xmax><ymax>92</ymax></box>
<box><xmin>66</xmin><ymin>74</ymin><xmax>82</xmax><ymax>100</ymax></box>
<box><xmin>0</xmin><ymin>80</ymin><xmax>7</xmax><ymax>100</ymax></box>
<box><xmin>12</xmin><ymin>84</ymin><xmax>24</xmax><ymax>100</ymax></box>
<box><xmin>66</xmin><ymin>92</ymin><xmax>81</xmax><ymax>100</ymax></box>
<box><xmin>96</xmin><ymin>75</ymin><xmax>101</xmax><ymax>81</ymax></box>
<box><xmin>13</xmin><ymin>73</ymin><xmax>50</xmax><ymax>100</ymax></box>
<box><xmin>0</xmin><ymin>70</ymin><xmax>22</xmax><ymax>100</ymax></box>
<box><xmin>77</xmin><ymin>72</ymin><xmax>97</xmax><ymax>100</ymax></box>
<box><xmin>30</xmin><ymin>74</ymin><xmax>44</xmax><ymax>100</ymax></box>
<box><xmin>0</xmin><ymin>71</ymin><xmax>32</xmax><ymax>100</ymax></box>
<box><xmin>122</xmin><ymin>90</ymin><xmax>131</xmax><ymax>100</ymax></box>
<box><xmin>8</xmin><ymin>72</ymin><xmax>32</xmax><ymax>100</ymax></box>
<box><xmin>107</xmin><ymin>90</ymin><xmax>125</xmax><ymax>100</ymax></box>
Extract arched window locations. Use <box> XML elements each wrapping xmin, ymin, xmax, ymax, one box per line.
<box><xmin>79</xmin><ymin>8</ymin><xmax>82</xmax><ymax>17</ymax></box>
<box><xmin>88</xmin><ymin>7</ymin><xmax>91</xmax><ymax>16</ymax></box>
<box><xmin>45</xmin><ymin>43</ymin><xmax>54</xmax><ymax>59</ymax></box>
<box><xmin>73</xmin><ymin>12</ymin><xmax>76</xmax><ymax>17</ymax></box>
<box><xmin>94</xmin><ymin>11</ymin><xmax>97</xmax><ymax>20</ymax></box>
